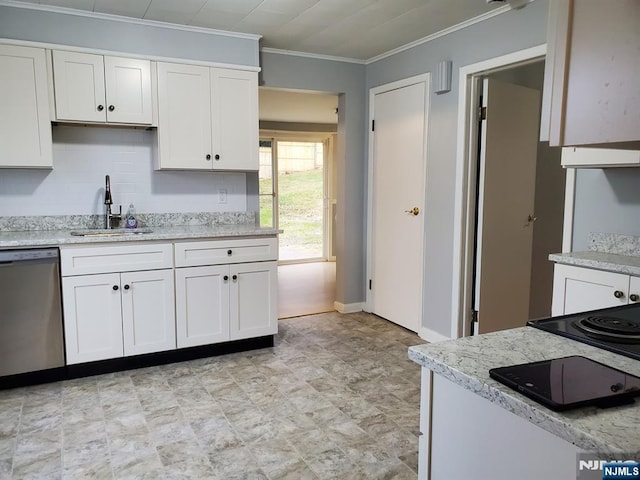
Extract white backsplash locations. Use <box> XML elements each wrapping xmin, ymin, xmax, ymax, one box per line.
<box><xmin>0</xmin><ymin>125</ymin><xmax>247</xmax><ymax>216</ymax></box>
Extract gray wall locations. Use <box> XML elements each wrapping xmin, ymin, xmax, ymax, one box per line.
<box><xmin>259</xmin><ymin>52</ymin><xmax>366</xmax><ymax>307</ymax></box>
<box><xmin>0</xmin><ymin>5</ymin><xmax>258</xmax><ymax>67</ymax></box>
<box><xmin>572</xmin><ymin>168</ymin><xmax>640</xmax><ymax>251</ymax></box>
<box><xmin>366</xmin><ymin>0</ymin><xmax>549</xmax><ymax>337</ymax></box>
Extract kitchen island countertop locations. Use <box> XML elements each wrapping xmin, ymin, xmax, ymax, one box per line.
<box><xmin>408</xmin><ymin>327</ymin><xmax>640</xmax><ymax>455</ymax></box>
<box><xmin>0</xmin><ymin>224</ymin><xmax>280</xmax><ymax>248</ymax></box>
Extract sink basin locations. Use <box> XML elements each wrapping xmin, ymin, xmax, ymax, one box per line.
<box><xmin>70</xmin><ymin>228</ymin><xmax>153</xmax><ymax>237</ymax></box>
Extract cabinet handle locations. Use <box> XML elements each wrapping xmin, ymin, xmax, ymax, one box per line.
<box><xmin>215</xmin><ymin>154</ymin><xmax>220</xmax><ymax>160</ymax></box>
<box><xmin>614</xmin><ymin>290</ymin><xmax>625</xmax><ymax>299</ymax></box>
<box><xmin>123</xmin><ymin>284</ymin><xmax>130</xmax><ymax>290</ymax></box>
<box><xmin>97</xmin><ymin>105</ymin><xmax>104</xmax><ymax>111</ymax></box>
<box><xmin>223</xmin><ymin>275</ymin><xmax>229</xmax><ymax>281</ymax></box>
<box><xmin>227</xmin><ymin>249</ymin><xmax>232</xmax><ymax>255</ymax></box>
<box><xmin>112</xmin><ymin>285</ymin><xmax>119</xmax><ymax>291</ymax></box>
<box><xmin>232</xmin><ymin>275</ymin><xmax>238</xmax><ymax>281</ymax></box>
<box><xmin>108</xmin><ymin>105</ymin><xmax>115</xmax><ymax>112</ymax></box>
<box><xmin>630</xmin><ymin>294</ymin><xmax>639</xmax><ymax>302</ymax></box>
<box><xmin>206</xmin><ymin>154</ymin><xmax>211</xmax><ymax>160</ymax></box>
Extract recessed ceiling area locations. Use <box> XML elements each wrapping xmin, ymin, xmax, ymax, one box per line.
<box><xmin>259</xmin><ymin>88</ymin><xmax>338</xmax><ymax>125</ymax></box>
<box><xmin>7</xmin><ymin>0</ymin><xmax>514</xmax><ymax>60</ymax></box>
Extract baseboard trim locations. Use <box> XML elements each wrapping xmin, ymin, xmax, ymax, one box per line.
<box><xmin>334</xmin><ymin>301</ymin><xmax>364</xmax><ymax>314</ymax></box>
<box><xmin>0</xmin><ymin>336</ymin><xmax>273</xmax><ymax>390</ymax></box>
<box><xmin>419</xmin><ymin>326</ymin><xmax>451</xmax><ymax>343</ymax></box>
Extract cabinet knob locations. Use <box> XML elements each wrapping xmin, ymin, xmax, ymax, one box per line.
<box><xmin>232</xmin><ymin>275</ymin><xmax>238</xmax><ymax>281</ymax></box>
<box><xmin>227</xmin><ymin>249</ymin><xmax>232</xmax><ymax>255</ymax></box>
<box><xmin>630</xmin><ymin>294</ymin><xmax>639</xmax><ymax>302</ymax></box>
<box><xmin>97</xmin><ymin>105</ymin><xmax>104</xmax><ymax>111</ymax></box>
<box><xmin>108</xmin><ymin>105</ymin><xmax>115</xmax><ymax>112</ymax></box>
<box><xmin>124</xmin><ymin>284</ymin><xmax>130</xmax><ymax>290</ymax></box>
<box><xmin>614</xmin><ymin>290</ymin><xmax>625</xmax><ymax>299</ymax></box>
<box><xmin>112</xmin><ymin>285</ymin><xmax>119</xmax><ymax>291</ymax></box>
<box><xmin>206</xmin><ymin>154</ymin><xmax>211</xmax><ymax>160</ymax></box>
<box><xmin>215</xmin><ymin>154</ymin><xmax>220</xmax><ymax>160</ymax></box>
<box><xmin>223</xmin><ymin>275</ymin><xmax>229</xmax><ymax>281</ymax></box>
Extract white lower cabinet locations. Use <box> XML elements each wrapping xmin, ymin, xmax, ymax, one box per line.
<box><xmin>61</xmin><ymin>237</ymin><xmax>277</xmax><ymax>365</ymax></box>
<box><xmin>60</xmin><ymin>243</ymin><xmax>175</xmax><ymax>364</ymax></box>
<box><xmin>552</xmin><ymin>264</ymin><xmax>639</xmax><ymax>316</ymax></box>
<box><xmin>63</xmin><ymin>269</ymin><xmax>175</xmax><ymax>364</ymax></box>
<box><xmin>175</xmin><ymin>265</ymin><xmax>230</xmax><ymax>347</ymax></box>
<box><xmin>175</xmin><ymin>238</ymin><xmax>278</xmax><ymax>348</ymax></box>
<box><xmin>62</xmin><ymin>273</ymin><xmax>124</xmax><ymax>364</ymax></box>
<box><xmin>230</xmin><ymin>262</ymin><xmax>278</xmax><ymax>341</ymax></box>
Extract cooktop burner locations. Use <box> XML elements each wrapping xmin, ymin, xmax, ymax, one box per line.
<box><xmin>573</xmin><ymin>315</ymin><xmax>640</xmax><ymax>344</ymax></box>
<box><xmin>527</xmin><ymin>304</ymin><xmax>640</xmax><ymax>361</ymax></box>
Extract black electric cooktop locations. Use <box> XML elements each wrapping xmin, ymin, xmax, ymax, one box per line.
<box><xmin>527</xmin><ymin>303</ymin><xmax>640</xmax><ymax>361</ymax></box>
<box><xmin>489</xmin><ymin>355</ymin><xmax>640</xmax><ymax>411</ymax></box>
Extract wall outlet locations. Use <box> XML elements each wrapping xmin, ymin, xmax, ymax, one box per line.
<box><xmin>218</xmin><ymin>188</ymin><xmax>227</xmax><ymax>204</ymax></box>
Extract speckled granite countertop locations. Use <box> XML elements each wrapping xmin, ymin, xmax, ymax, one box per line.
<box><xmin>408</xmin><ymin>327</ymin><xmax>640</xmax><ymax>455</ymax></box>
<box><xmin>549</xmin><ymin>251</ymin><xmax>640</xmax><ymax>276</ymax></box>
<box><xmin>0</xmin><ymin>224</ymin><xmax>280</xmax><ymax>248</ymax></box>
<box><xmin>550</xmin><ymin>233</ymin><xmax>640</xmax><ymax>275</ymax></box>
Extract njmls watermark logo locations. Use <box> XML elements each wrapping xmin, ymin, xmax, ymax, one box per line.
<box><xmin>577</xmin><ymin>453</ymin><xmax>640</xmax><ymax>480</ymax></box>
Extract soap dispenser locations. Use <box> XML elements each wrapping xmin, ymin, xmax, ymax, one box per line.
<box><xmin>125</xmin><ymin>204</ymin><xmax>138</xmax><ymax>229</ymax></box>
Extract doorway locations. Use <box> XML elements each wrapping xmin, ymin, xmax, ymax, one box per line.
<box><xmin>452</xmin><ymin>45</ymin><xmax>568</xmax><ymax>337</ymax></box>
<box><xmin>259</xmin><ymin>134</ymin><xmax>335</xmax><ymax>263</ymax></box>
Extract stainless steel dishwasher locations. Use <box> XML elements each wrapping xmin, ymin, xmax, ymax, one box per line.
<box><xmin>0</xmin><ymin>248</ymin><xmax>65</xmax><ymax>377</ymax></box>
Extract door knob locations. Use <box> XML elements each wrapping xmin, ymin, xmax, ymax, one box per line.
<box><xmin>630</xmin><ymin>294</ymin><xmax>639</xmax><ymax>302</ymax></box>
<box><xmin>404</xmin><ymin>207</ymin><xmax>419</xmax><ymax>216</ymax></box>
<box><xmin>614</xmin><ymin>290</ymin><xmax>625</xmax><ymax>299</ymax></box>
<box><xmin>525</xmin><ymin>214</ymin><xmax>537</xmax><ymax>227</ymax></box>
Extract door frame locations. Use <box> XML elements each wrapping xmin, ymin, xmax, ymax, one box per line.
<box><xmin>365</xmin><ymin>73</ymin><xmax>430</xmax><ymax>335</ymax></box>
<box><xmin>451</xmin><ymin>44</ymin><xmax>576</xmax><ymax>338</ymax></box>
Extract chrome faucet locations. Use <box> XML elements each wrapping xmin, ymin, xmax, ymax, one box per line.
<box><xmin>104</xmin><ymin>175</ymin><xmax>121</xmax><ymax>229</ymax></box>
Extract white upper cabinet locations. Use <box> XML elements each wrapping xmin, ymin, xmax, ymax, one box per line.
<box><xmin>156</xmin><ymin>62</ymin><xmax>212</xmax><ymax>170</ymax></box>
<box><xmin>52</xmin><ymin>51</ymin><xmax>152</xmax><ymax>125</ymax></box>
<box><xmin>211</xmin><ymin>68</ymin><xmax>259</xmax><ymax>172</ymax></box>
<box><xmin>0</xmin><ymin>44</ymin><xmax>53</xmax><ymax>168</ymax></box>
<box><xmin>561</xmin><ymin>147</ymin><xmax>640</xmax><ymax>168</ymax></box>
<box><xmin>156</xmin><ymin>62</ymin><xmax>259</xmax><ymax>171</ymax></box>
<box><xmin>541</xmin><ymin>0</ymin><xmax>640</xmax><ymax>149</ymax></box>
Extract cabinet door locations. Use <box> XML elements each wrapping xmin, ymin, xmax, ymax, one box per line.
<box><xmin>551</xmin><ymin>264</ymin><xmax>628</xmax><ymax>316</ymax></box>
<box><xmin>0</xmin><ymin>45</ymin><xmax>53</xmax><ymax>168</ymax></box>
<box><xmin>630</xmin><ymin>276</ymin><xmax>640</xmax><ymax>304</ymax></box>
<box><xmin>545</xmin><ymin>0</ymin><xmax>640</xmax><ymax>148</ymax></box>
<box><xmin>211</xmin><ymin>68</ymin><xmax>259</xmax><ymax>171</ymax></box>
<box><xmin>104</xmin><ymin>56</ymin><xmax>152</xmax><ymax>125</ymax></box>
<box><xmin>62</xmin><ymin>273</ymin><xmax>123</xmax><ymax>364</ymax></box>
<box><xmin>175</xmin><ymin>265</ymin><xmax>230</xmax><ymax>347</ymax></box>
<box><xmin>229</xmin><ymin>261</ymin><xmax>277</xmax><ymax>340</ymax></box>
<box><xmin>121</xmin><ymin>269</ymin><xmax>176</xmax><ymax>356</ymax></box>
<box><xmin>52</xmin><ymin>51</ymin><xmax>106</xmax><ymax>122</ymax></box>
<box><xmin>156</xmin><ymin>62</ymin><xmax>212</xmax><ymax>169</ymax></box>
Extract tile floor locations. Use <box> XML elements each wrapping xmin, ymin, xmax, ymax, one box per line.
<box><xmin>0</xmin><ymin>312</ymin><xmax>425</xmax><ymax>480</ymax></box>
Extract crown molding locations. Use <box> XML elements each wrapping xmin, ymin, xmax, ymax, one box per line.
<box><xmin>366</xmin><ymin>2</ymin><xmax>522</xmax><ymax>64</ymax></box>
<box><xmin>260</xmin><ymin>47</ymin><xmax>366</xmax><ymax>65</ymax></box>
<box><xmin>0</xmin><ymin>0</ymin><xmax>261</xmax><ymax>41</ymax></box>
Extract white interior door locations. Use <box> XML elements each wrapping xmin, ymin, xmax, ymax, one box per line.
<box><xmin>371</xmin><ymin>80</ymin><xmax>428</xmax><ymax>333</ymax></box>
<box><xmin>475</xmin><ymin>78</ymin><xmax>541</xmax><ymax>334</ymax></box>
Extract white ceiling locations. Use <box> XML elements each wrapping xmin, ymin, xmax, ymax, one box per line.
<box><xmin>9</xmin><ymin>0</ymin><xmax>513</xmax><ymax>60</ymax></box>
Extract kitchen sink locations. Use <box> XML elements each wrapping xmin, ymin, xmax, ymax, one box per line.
<box><xmin>70</xmin><ymin>228</ymin><xmax>153</xmax><ymax>237</ymax></box>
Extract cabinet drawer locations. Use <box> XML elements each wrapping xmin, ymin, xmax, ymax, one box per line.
<box><xmin>174</xmin><ymin>237</ymin><xmax>277</xmax><ymax>267</ymax></box>
<box><xmin>61</xmin><ymin>243</ymin><xmax>173</xmax><ymax>275</ymax></box>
